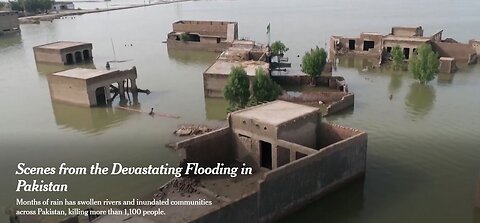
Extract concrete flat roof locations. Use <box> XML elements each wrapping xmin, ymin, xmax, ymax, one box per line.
<box><xmin>205</xmin><ymin>60</ymin><xmax>268</xmax><ymax>76</ymax></box>
<box><xmin>52</xmin><ymin>68</ymin><xmax>115</xmax><ymax>80</ymax></box>
<box><xmin>35</xmin><ymin>41</ymin><xmax>91</xmax><ymax>50</ymax></box>
<box><xmin>233</xmin><ymin>101</ymin><xmax>319</xmax><ymax>125</ymax></box>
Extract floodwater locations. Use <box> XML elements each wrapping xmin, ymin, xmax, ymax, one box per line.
<box><xmin>1</xmin><ymin>0</ymin><xmax>480</xmax><ymax>222</ymax></box>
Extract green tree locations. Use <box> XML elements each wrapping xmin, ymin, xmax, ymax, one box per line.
<box><xmin>179</xmin><ymin>32</ymin><xmax>191</xmax><ymax>42</ymax></box>
<box><xmin>391</xmin><ymin>45</ymin><xmax>405</xmax><ymax>70</ymax></box>
<box><xmin>301</xmin><ymin>46</ymin><xmax>328</xmax><ymax>78</ymax></box>
<box><xmin>9</xmin><ymin>0</ymin><xmax>54</xmax><ymax>13</ymax></box>
<box><xmin>9</xmin><ymin>0</ymin><xmax>24</xmax><ymax>11</ymax></box>
<box><xmin>252</xmin><ymin>68</ymin><xmax>282</xmax><ymax>103</ymax></box>
<box><xmin>224</xmin><ymin>66</ymin><xmax>251</xmax><ymax>111</ymax></box>
<box><xmin>408</xmin><ymin>44</ymin><xmax>439</xmax><ymax>84</ymax></box>
<box><xmin>0</xmin><ymin>2</ymin><xmax>6</xmax><ymax>9</ymax></box>
<box><xmin>270</xmin><ymin>41</ymin><xmax>289</xmax><ymax>62</ymax></box>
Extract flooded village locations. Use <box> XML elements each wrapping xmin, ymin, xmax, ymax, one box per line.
<box><xmin>1</xmin><ymin>0</ymin><xmax>480</xmax><ymax>223</ymax></box>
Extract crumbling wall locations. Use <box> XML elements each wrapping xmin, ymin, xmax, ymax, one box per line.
<box><xmin>432</xmin><ymin>41</ymin><xmax>477</xmax><ymax>64</ymax></box>
<box><xmin>176</xmin><ymin>127</ymin><xmax>235</xmax><ymax>167</ymax></box>
<box><xmin>326</xmin><ymin>93</ymin><xmax>354</xmax><ymax>116</ymax></box>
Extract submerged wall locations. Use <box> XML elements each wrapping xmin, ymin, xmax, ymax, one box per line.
<box><xmin>188</xmin><ymin>123</ymin><xmax>367</xmax><ymax>223</ymax></box>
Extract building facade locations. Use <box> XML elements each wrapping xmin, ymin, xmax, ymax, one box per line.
<box><xmin>330</xmin><ymin>26</ymin><xmax>478</xmax><ymax>65</ymax></box>
<box><xmin>167</xmin><ymin>20</ymin><xmax>238</xmax><ymax>52</ymax></box>
<box><xmin>0</xmin><ymin>11</ymin><xmax>20</xmax><ymax>35</ymax></box>
<box><xmin>33</xmin><ymin>41</ymin><xmax>93</xmax><ymax>65</ymax></box>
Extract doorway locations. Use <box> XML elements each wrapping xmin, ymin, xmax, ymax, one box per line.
<box><xmin>83</xmin><ymin>50</ymin><xmax>91</xmax><ymax>61</ymax></box>
<box><xmin>403</xmin><ymin>48</ymin><xmax>410</xmax><ymax>59</ymax></box>
<box><xmin>95</xmin><ymin>87</ymin><xmax>107</xmax><ymax>106</ymax></box>
<box><xmin>75</xmin><ymin>52</ymin><xmax>83</xmax><ymax>63</ymax></box>
<box><xmin>348</xmin><ymin>40</ymin><xmax>356</xmax><ymax>50</ymax></box>
<box><xmin>65</xmin><ymin>53</ymin><xmax>74</xmax><ymax>64</ymax></box>
<box><xmin>260</xmin><ymin>140</ymin><xmax>272</xmax><ymax>169</ymax></box>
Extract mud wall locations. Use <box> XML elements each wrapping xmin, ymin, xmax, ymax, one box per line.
<box><xmin>258</xmin><ymin>127</ymin><xmax>367</xmax><ymax>222</ymax></box>
<box><xmin>176</xmin><ymin>127</ymin><xmax>235</xmax><ymax>167</ymax></box>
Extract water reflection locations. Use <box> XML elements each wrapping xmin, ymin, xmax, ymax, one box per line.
<box><xmin>336</xmin><ymin>56</ymin><xmax>380</xmax><ymax>72</ymax></box>
<box><xmin>0</xmin><ymin>32</ymin><xmax>22</xmax><ymax>49</ymax></box>
<box><xmin>204</xmin><ymin>97</ymin><xmax>228</xmax><ymax>120</ymax></box>
<box><xmin>388</xmin><ymin>73</ymin><xmax>403</xmax><ymax>95</ymax></box>
<box><xmin>167</xmin><ymin>48</ymin><xmax>219</xmax><ymax>65</ymax></box>
<box><xmin>437</xmin><ymin>73</ymin><xmax>455</xmax><ymax>84</ymax></box>
<box><xmin>35</xmin><ymin>62</ymin><xmax>97</xmax><ymax>76</ymax></box>
<box><xmin>405</xmin><ymin>83</ymin><xmax>436</xmax><ymax>120</ymax></box>
<box><xmin>51</xmin><ymin>101</ymin><xmax>131</xmax><ymax>135</ymax></box>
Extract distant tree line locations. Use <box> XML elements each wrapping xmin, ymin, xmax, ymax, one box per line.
<box><xmin>9</xmin><ymin>0</ymin><xmax>54</xmax><ymax>13</ymax></box>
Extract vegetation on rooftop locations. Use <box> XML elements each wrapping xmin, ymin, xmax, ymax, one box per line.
<box><xmin>408</xmin><ymin>44</ymin><xmax>439</xmax><ymax>84</ymax></box>
<box><xmin>301</xmin><ymin>46</ymin><xmax>328</xmax><ymax>79</ymax></box>
<box><xmin>224</xmin><ymin>67</ymin><xmax>282</xmax><ymax>112</ymax></box>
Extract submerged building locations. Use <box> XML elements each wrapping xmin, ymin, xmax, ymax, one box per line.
<box><xmin>0</xmin><ymin>11</ymin><xmax>20</xmax><ymax>35</ymax></box>
<box><xmin>330</xmin><ymin>26</ymin><xmax>478</xmax><ymax>70</ymax></box>
<box><xmin>203</xmin><ymin>40</ymin><xmax>269</xmax><ymax>98</ymax></box>
<box><xmin>47</xmin><ymin>67</ymin><xmax>138</xmax><ymax>107</ymax></box>
<box><xmin>33</xmin><ymin>41</ymin><xmax>93</xmax><ymax>65</ymax></box>
<box><xmin>81</xmin><ymin>101</ymin><xmax>367</xmax><ymax>223</ymax></box>
<box><xmin>167</xmin><ymin>20</ymin><xmax>239</xmax><ymax>52</ymax></box>
<box><xmin>171</xmin><ymin>101</ymin><xmax>367</xmax><ymax>222</ymax></box>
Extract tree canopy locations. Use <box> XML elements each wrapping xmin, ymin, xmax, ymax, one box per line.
<box><xmin>301</xmin><ymin>46</ymin><xmax>327</xmax><ymax>78</ymax></box>
<box><xmin>9</xmin><ymin>0</ymin><xmax>54</xmax><ymax>13</ymax></box>
<box><xmin>408</xmin><ymin>44</ymin><xmax>439</xmax><ymax>84</ymax></box>
<box><xmin>252</xmin><ymin>68</ymin><xmax>282</xmax><ymax>103</ymax></box>
<box><xmin>270</xmin><ymin>41</ymin><xmax>289</xmax><ymax>57</ymax></box>
<box><xmin>391</xmin><ymin>45</ymin><xmax>405</xmax><ymax>70</ymax></box>
<box><xmin>224</xmin><ymin>66</ymin><xmax>251</xmax><ymax>111</ymax></box>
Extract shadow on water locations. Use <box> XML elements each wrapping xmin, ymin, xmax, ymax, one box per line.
<box><xmin>437</xmin><ymin>73</ymin><xmax>455</xmax><ymax>85</ymax></box>
<box><xmin>388</xmin><ymin>72</ymin><xmax>403</xmax><ymax>95</ymax></box>
<box><xmin>0</xmin><ymin>32</ymin><xmax>22</xmax><ymax>49</ymax></box>
<box><xmin>404</xmin><ymin>83</ymin><xmax>436</xmax><ymax>120</ymax></box>
<box><xmin>167</xmin><ymin>48</ymin><xmax>219</xmax><ymax>65</ymax></box>
<box><xmin>204</xmin><ymin>97</ymin><xmax>228</xmax><ymax>120</ymax></box>
<box><xmin>51</xmin><ymin>101</ymin><xmax>132</xmax><ymax>135</ymax></box>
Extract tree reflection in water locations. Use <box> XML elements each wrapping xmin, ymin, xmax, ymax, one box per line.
<box><xmin>405</xmin><ymin>83</ymin><xmax>436</xmax><ymax>120</ymax></box>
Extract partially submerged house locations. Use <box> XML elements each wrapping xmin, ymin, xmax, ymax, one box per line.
<box><xmin>167</xmin><ymin>20</ymin><xmax>238</xmax><ymax>52</ymax></box>
<box><xmin>83</xmin><ymin>101</ymin><xmax>367</xmax><ymax>223</ymax></box>
<box><xmin>168</xmin><ymin>101</ymin><xmax>367</xmax><ymax>222</ymax></box>
<box><xmin>47</xmin><ymin>67</ymin><xmax>138</xmax><ymax>107</ymax></box>
<box><xmin>33</xmin><ymin>41</ymin><xmax>93</xmax><ymax>65</ymax></box>
<box><xmin>203</xmin><ymin>40</ymin><xmax>269</xmax><ymax>98</ymax></box>
<box><xmin>51</xmin><ymin>1</ymin><xmax>75</xmax><ymax>11</ymax></box>
<box><xmin>0</xmin><ymin>11</ymin><xmax>20</xmax><ymax>35</ymax></box>
<box><xmin>330</xmin><ymin>26</ymin><xmax>478</xmax><ymax>72</ymax></box>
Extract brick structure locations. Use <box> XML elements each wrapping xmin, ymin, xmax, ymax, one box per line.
<box><xmin>33</xmin><ymin>41</ymin><xmax>93</xmax><ymax>65</ymax></box>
